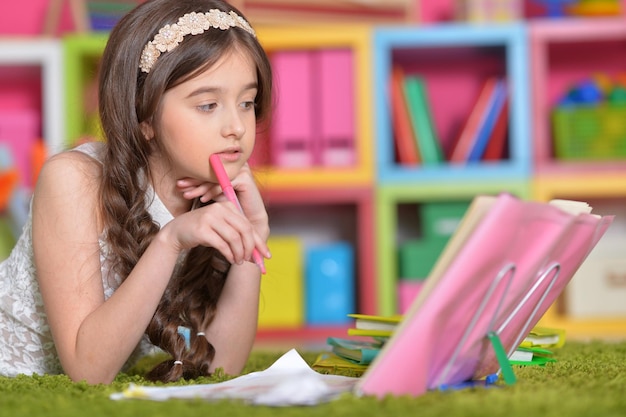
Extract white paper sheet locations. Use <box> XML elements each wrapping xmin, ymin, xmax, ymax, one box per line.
<box><xmin>110</xmin><ymin>349</ymin><xmax>359</xmax><ymax>406</ymax></box>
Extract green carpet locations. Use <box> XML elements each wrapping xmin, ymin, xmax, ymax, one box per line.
<box><xmin>1</xmin><ymin>340</ymin><xmax>625</xmax><ymax>417</ymax></box>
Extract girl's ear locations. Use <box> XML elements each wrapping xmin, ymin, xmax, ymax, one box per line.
<box><xmin>140</xmin><ymin>121</ymin><xmax>154</xmax><ymax>141</ymax></box>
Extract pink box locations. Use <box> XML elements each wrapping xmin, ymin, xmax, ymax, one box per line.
<box><xmin>270</xmin><ymin>51</ymin><xmax>315</xmax><ymax>168</ymax></box>
<box><xmin>314</xmin><ymin>49</ymin><xmax>355</xmax><ymax>167</ymax></box>
<box><xmin>0</xmin><ymin>109</ymin><xmax>40</xmax><ymax>188</ymax></box>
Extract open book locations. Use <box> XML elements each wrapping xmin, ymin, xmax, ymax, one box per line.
<box><xmin>355</xmin><ymin>193</ymin><xmax>613</xmax><ymax>398</ymax></box>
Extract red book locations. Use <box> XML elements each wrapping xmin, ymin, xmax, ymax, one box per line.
<box><xmin>389</xmin><ymin>67</ymin><xmax>421</xmax><ymax>165</ymax></box>
<box><xmin>483</xmin><ymin>98</ymin><xmax>509</xmax><ymax>161</ymax></box>
<box><xmin>448</xmin><ymin>78</ymin><xmax>498</xmax><ymax>163</ymax></box>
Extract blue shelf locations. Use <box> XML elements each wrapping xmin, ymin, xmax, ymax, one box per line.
<box><xmin>373</xmin><ymin>23</ymin><xmax>531</xmax><ymax>184</ymax></box>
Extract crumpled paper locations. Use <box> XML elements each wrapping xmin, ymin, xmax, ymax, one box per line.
<box><xmin>110</xmin><ymin>348</ymin><xmax>359</xmax><ymax>406</ymax></box>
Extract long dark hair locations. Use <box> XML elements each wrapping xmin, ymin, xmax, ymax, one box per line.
<box><xmin>97</xmin><ymin>0</ymin><xmax>272</xmax><ymax>382</ymax></box>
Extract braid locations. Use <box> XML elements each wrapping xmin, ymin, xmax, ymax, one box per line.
<box><xmin>145</xmin><ymin>244</ymin><xmax>230</xmax><ymax>382</ymax></box>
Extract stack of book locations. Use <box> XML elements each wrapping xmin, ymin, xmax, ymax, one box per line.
<box><xmin>313</xmin><ymin>314</ymin><xmax>401</xmax><ymax>374</ymax></box>
<box><xmin>509</xmin><ymin>326</ymin><xmax>565</xmax><ymax>366</ymax></box>
<box><xmin>313</xmin><ymin>313</ymin><xmax>565</xmax><ymax>373</ymax></box>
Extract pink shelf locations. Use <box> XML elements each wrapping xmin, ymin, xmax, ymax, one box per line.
<box><xmin>262</xmin><ymin>187</ymin><xmax>377</xmax><ymax>319</ymax></box>
<box><xmin>530</xmin><ymin>17</ymin><xmax>626</xmax><ymax>174</ymax></box>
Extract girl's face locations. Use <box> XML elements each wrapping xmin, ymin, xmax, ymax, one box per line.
<box><xmin>153</xmin><ymin>48</ymin><xmax>258</xmax><ymax>183</ymax></box>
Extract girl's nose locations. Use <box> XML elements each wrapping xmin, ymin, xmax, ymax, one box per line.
<box><xmin>221</xmin><ymin>107</ymin><xmax>246</xmax><ymax>139</ymax></box>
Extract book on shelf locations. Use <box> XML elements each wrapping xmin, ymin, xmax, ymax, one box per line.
<box><xmin>403</xmin><ymin>75</ymin><xmax>444</xmax><ymax>165</ymax></box>
<box><xmin>482</xmin><ymin>95</ymin><xmax>509</xmax><ymax>161</ymax></box>
<box><xmin>448</xmin><ymin>77</ymin><xmax>498</xmax><ymax>163</ymax></box>
<box><xmin>467</xmin><ymin>79</ymin><xmax>508</xmax><ymax>162</ymax></box>
<box><xmin>389</xmin><ymin>67</ymin><xmax>421</xmax><ymax>165</ymax></box>
<box><xmin>353</xmin><ymin>193</ymin><xmax>613</xmax><ymax>399</ymax></box>
<box><xmin>326</xmin><ymin>337</ymin><xmax>383</xmax><ymax>365</ymax></box>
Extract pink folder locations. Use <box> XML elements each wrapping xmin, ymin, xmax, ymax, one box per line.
<box><xmin>355</xmin><ymin>193</ymin><xmax>613</xmax><ymax>398</ymax></box>
<box><xmin>314</xmin><ymin>49</ymin><xmax>355</xmax><ymax>167</ymax></box>
<box><xmin>270</xmin><ymin>51</ymin><xmax>315</xmax><ymax>168</ymax></box>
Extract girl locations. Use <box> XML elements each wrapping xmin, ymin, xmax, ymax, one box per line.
<box><xmin>0</xmin><ymin>0</ymin><xmax>272</xmax><ymax>384</ymax></box>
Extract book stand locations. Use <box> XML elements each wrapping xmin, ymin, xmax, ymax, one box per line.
<box><xmin>356</xmin><ymin>194</ymin><xmax>614</xmax><ymax>399</ymax></box>
<box><xmin>436</xmin><ymin>262</ymin><xmax>517</xmax><ymax>390</ymax></box>
<box><xmin>437</xmin><ymin>261</ymin><xmax>562</xmax><ymax>390</ymax></box>
<box><xmin>498</xmin><ymin>262</ymin><xmax>561</xmax><ymax>358</ymax></box>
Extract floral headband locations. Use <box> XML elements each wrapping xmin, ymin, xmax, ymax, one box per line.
<box><xmin>139</xmin><ymin>9</ymin><xmax>256</xmax><ymax>73</ymax></box>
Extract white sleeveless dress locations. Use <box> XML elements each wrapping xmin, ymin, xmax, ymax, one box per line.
<box><xmin>0</xmin><ymin>142</ymin><xmax>170</xmax><ymax>377</ymax></box>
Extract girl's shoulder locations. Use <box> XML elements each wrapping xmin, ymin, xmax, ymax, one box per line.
<box><xmin>70</xmin><ymin>141</ymin><xmax>105</xmax><ymax>164</ymax></box>
<box><xmin>33</xmin><ymin>141</ymin><xmax>105</xmax><ymax>231</ymax></box>
<box><xmin>38</xmin><ymin>142</ymin><xmax>104</xmax><ymax>191</ymax></box>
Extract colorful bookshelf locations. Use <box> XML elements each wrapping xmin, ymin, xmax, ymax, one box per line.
<box><xmin>373</xmin><ymin>22</ymin><xmax>531</xmax><ymax>184</ymax></box>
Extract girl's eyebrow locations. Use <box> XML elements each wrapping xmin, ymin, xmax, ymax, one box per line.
<box><xmin>186</xmin><ymin>82</ymin><xmax>258</xmax><ymax>98</ymax></box>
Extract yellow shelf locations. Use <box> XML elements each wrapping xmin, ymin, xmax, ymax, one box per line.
<box><xmin>539</xmin><ymin>307</ymin><xmax>626</xmax><ymax>339</ymax></box>
<box><xmin>533</xmin><ymin>172</ymin><xmax>626</xmax><ymax>201</ymax></box>
<box><xmin>533</xmin><ymin>173</ymin><xmax>626</xmax><ymax>339</ymax></box>
<box><xmin>254</xmin><ymin>166</ymin><xmax>372</xmax><ymax>189</ymax></box>
<box><xmin>255</xmin><ymin>24</ymin><xmax>374</xmax><ymax>189</ymax></box>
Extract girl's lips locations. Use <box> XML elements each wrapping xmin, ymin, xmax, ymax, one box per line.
<box><xmin>215</xmin><ymin>150</ymin><xmax>242</xmax><ymax>162</ymax></box>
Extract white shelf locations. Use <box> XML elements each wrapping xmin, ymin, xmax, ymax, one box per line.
<box><xmin>0</xmin><ymin>38</ymin><xmax>65</xmax><ymax>154</ymax></box>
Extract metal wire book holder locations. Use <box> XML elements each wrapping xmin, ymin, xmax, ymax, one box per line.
<box><xmin>436</xmin><ymin>260</ymin><xmax>563</xmax><ymax>391</ymax></box>
<box><xmin>435</xmin><ymin>262</ymin><xmax>517</xmax><ymax>390</ymax></box>
<box><xmin>499</xmin><ymin>262</ymin><xmax>561</xmax><ymax>359</ymax></box>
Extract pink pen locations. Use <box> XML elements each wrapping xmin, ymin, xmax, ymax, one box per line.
<box><xmin>209</xmin><ymin>154</ymin><xmax>266</xmax><ymax>274</ymax></box>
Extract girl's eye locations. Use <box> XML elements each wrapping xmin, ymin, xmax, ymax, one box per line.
<box><xmin>241</xmin><ymin>101</ymin><xmax>255</xmax><ymax>110</ymax></box>
<box><xmin>198</xmin><ymin>103</ymin><xmax>217</xmax><ymax>112</ymax></box>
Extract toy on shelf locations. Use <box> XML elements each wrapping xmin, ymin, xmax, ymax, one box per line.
<box><xmin>567</xmin><ymin>0</ymin><xmax>622</xmax><ymax>16</ymax></box>
<box><xmin>552</xmin><ymin>74</ymin><xmax>626</xmax><ymax>161</ymax></box>
<box><xmin>0</xmin><ymin>170</ymin><xmax>18</xmax><ymax>214</ymax></box>
<box><xmin>0</xmin><ymin>146</ymin><xmax>20</xmax><ymax>260</ymax></box>
<box><xmin>44</xmin><ymin>0</ymin><xmax>138</xmax><ymax>35</ymax></box>
<box><xmin>530</xmin><ymin>0</ymin><xmax>577</xmax><ymax>17</ymax></box>
<box><xmin>0</xmin><ymin>139</ymin><xmax>46</xmax><ymax>239</ymax></box>
<box><xmin>0</xmin><ymin>145</ymin><xmax>18</xmax><ymax>211</ymax></box>
<box><xmin>233</xmin><ymin>0</ymin><xmax>415</xmax><ymax>24</ymax></box>
<box><xmin>455</xmin><ymin>0</ymin><xmax>524</xmax><ymax>23</ymax></box>
<box><xmin>530</xmin><ymin>0</ymin><xmax>621</xmax><ymax>17</ymax></box>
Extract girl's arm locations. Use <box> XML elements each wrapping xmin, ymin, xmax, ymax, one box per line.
<box><xmin>33</xmin><ymin>152</ymin><xmax>269</xmax><ymax>384</ymax></box>
<box><xmin>203</xmin><ymin>261</ymin><xmax>262</xmax><ymax>375</ymax></box>
<box><xmin>176</xmin><ymin>163</ymin><xmax>270</xmax><ymax>375</ymax></box>
<box><xmin>33</xmin><ymin>151</ymin><xmax>181</xmax><ymax>384</ymax></box>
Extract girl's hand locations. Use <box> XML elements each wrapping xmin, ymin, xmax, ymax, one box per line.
<box><xmin>226</xmin><ymin>164</ymin><xmax>269</xmax><ymax>240</ymax></box>
<box><xmin>176</xmin><ymin>164</ymin><xmax>269</xmax><ymax>242</ymax></box>
<box><xmin>173</xmin><ymin>164</ymin><xmax>270</xmax><ymax>263</ymax></box>
<box><xmin>163</xmin><ymin>200</ymin><xmax>269</xmax><ymax>266</ymax></box>
<box><xmin>176</xmin><ymin>177</ymin><xmax>221</xmax><ymax>203</ymax></box>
